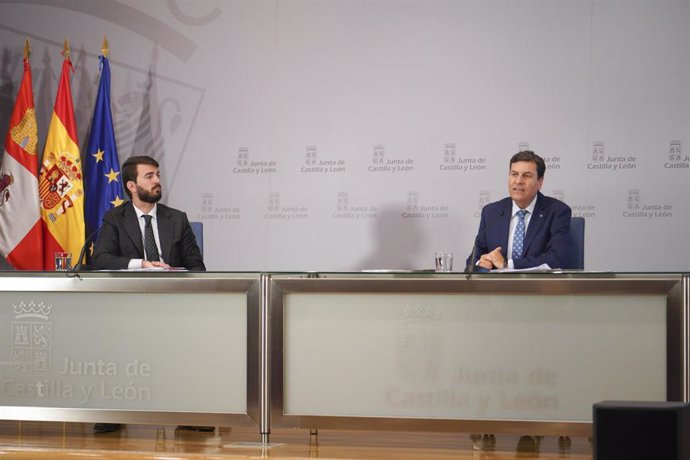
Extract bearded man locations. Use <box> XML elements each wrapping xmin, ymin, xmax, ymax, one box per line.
<box><xmin>92</xmin><ymin>155</ymin><xmax>205</xmax><ymax>271</ymax></box>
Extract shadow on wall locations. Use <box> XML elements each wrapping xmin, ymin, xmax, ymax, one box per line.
<box><xmin>113</xmin><ymin>45</ymin><xmax>178</xmax><ymax>193</ymax></box>
<box><xmin>35</xmin><ymin>46</ymin><xmax>55</xmax><ymax>159</ymax></box>
<box><xmin>0</xmin><ymin>47</ymin><xmax>17</xmax><ymax>149</ymax></box>
<box><xmin>73</xmin><ymin>44</ymin><xmax>96</xmax><ymax>156</ymax></box>
<box><xmin>0</xmin><ymin>256</ymin><xmax>13</xmax><ymax>270</ymax></box>
<box><xmin>0</xmin><ymin>49</ymin><xmax>15</xmax><ymax>271</ymax></box>
<box><xmin>356</xmin><ymin>206</ymin><xmax>423</xmax><ymax>271</ymax></box>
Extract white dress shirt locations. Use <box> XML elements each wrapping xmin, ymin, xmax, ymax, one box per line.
<box><xmin>506</xmin><ymin>196</ymin><xmax>537</xmax><ymax>269</ymax></box>
<box><xmin>127</xmin><ymin>203</ymin><xmax>165</xmax><ymax>269</ymax></box>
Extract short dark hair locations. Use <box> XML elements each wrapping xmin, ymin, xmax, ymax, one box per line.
<box><xmin>122</xmin><ymin>155</ymin><xmax>159</xmax><ymax>198</ymax></box>
<box><xmin>510</xmin><ymin>150</ymin><xmax>545</xmax><ymax>179</ymax></box>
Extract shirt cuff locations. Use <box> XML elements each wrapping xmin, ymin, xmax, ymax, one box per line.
<box><xmin>128</xmin><ymin>259</ymin><xmax>144</xmax><ymax>269</ymax></box>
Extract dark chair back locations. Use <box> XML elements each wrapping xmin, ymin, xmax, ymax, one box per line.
<box><xmin>567</xmin><ymin>217</ymin><xmax>585</xmax><ymax>269</ymax></box>
<box><xmin>190</xmin><ymin>221</ymin><xmax>203</xmax><ymax>256</ymax></box>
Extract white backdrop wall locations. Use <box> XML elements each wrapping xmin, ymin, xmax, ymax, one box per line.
<box><xmin>0</xmin><ymin>0</ymin><xmax>688</xmax><ymax>271</ymax></box>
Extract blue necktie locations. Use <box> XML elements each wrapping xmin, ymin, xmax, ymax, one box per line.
<box><xmin>512</xmin><ymin>210</ymin><xmax>528</xmax><ymax>260</ymax></box>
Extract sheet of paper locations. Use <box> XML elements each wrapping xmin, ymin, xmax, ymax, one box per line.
<box><xmin>492</xmin><ymin>263</ymin><xmax>552</xmax><ymax>273</ymax></box>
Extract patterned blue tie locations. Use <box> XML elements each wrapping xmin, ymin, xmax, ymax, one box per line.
<box><xmin>512</xmin><ymin>210</ymin><xmax>528</xmax><ymax>260</ymax></box>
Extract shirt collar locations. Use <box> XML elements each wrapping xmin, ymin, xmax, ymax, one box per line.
<box><xmin>511</xmin><ymin>195</ymin><xmax>537</xmax><ymax>217</ymax></box>
<box><xmin>133</xmin><ymin>203</ymin><xmax>158</xmax><ymax>220</ymax></box>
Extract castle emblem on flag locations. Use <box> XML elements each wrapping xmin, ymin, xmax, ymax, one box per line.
<box><xmin>39</xmin><ymin>153</ymin><xmax>83</xmax><ymax>215</ymax></box>
<box><xmin>0</xmin><ymin>172</ymin><xmax>14</xmax><ymax>207</ymax></box>
<box><xmin>10</xmin><ymin>107</ymin><xmax>38</xmax><ymax>152</ymax></box>
<box><xmin>12</xmin><ymin>300</ymin><xmax>53</xmax><ymax>374</ymax></box>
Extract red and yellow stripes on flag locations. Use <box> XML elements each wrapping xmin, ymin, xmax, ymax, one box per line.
<box><xmin>39</xmin><ymin>49</ymin><xmax>85</xmax><ymax>270</ymax></box>
<box><xmin>0</xmin><ymin>45</ymin><xmax>43</xmax><ymax>269</ymax></box>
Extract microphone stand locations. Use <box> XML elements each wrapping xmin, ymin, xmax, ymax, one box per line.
<box><xmin>465</xmin><ymin>235</ymin><xmax>482</xmax><ymax>280</ymax></box>
<box><xmin>67</xmin><ymin>218</ymin><xmax>111</xmax><ymax>279</ymax></box>
<box><xmin>465</xmin><ymin>209</ymin><xmax>506</xmax><ymax>280</ymax></box>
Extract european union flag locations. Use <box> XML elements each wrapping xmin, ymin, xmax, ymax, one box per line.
<box><xmin>84</xmin><ymin>55</ymin><xmax>123</xmax><ymax>264</ymax></box>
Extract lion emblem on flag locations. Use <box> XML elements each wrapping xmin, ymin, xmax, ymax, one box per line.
<box><xmin>0</xmin><ymin>172</ymin><xmax>14</xmax><ymax>207</ymax></box>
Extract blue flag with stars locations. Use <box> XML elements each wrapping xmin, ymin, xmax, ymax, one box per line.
<box><xmin>84</xmin><ymin>55</ymin><xmax>123</xmax><ymax>264</ymax></box>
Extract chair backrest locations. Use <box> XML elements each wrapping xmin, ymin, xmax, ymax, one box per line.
<box><xmin>190</xmin><ymin>221</ymin><xmax>203</xmax><ymax>256</ymax></box>
<box><xmin>567</xmin><ymin>217</ymin><xmax>585</xmax><ymax>269</ymax></box>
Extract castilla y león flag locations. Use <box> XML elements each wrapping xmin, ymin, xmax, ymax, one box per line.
<box><xmin>39</xmin><ymin>50</ymin><xmax>85</xmax><ymax>269</ymax></box>
<box><xmin>0</xmin><ymin>54</ymin><xmax>43</xmax><ymax>270</ymax></box>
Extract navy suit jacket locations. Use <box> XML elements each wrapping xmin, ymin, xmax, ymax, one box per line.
<box><xmin>466</xmin><ymin>192</ymin><xmax>572</xmax><ymax>270</ymax></box>
<box><xmin>93</xmin><ymin>201</ymin><xmax>206</xmax><ymax>271</ymax></box>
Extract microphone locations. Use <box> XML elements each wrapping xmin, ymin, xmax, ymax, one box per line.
<box><xmin>466</xmin><ymin>208</ymin><xmax>505</xmax><ymax>279</ymax></box>
<box><xmin>68</xmin><ymin>217</ymin><xmax>113</xmax><ymax>275</ymax></box>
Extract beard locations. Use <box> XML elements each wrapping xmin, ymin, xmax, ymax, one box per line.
<box><xmin>137</xmin><ymin>184</ymin><xmax>162</xmax><ymax>203</ymax></box>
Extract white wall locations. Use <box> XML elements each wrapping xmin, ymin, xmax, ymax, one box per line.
<box><xmin>0</xmin><ymin>0</ymin><xmax>688</xmax><ymax>271</ymax></box>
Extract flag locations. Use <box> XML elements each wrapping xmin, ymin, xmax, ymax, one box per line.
<box><xmin>39</xmin><ymin>47</ymin><xmax>85</xmax><ymax>270</ymax></box>
<box><xmin>0</xmin><ymin>51</ymin><xmax>43</xmax><ymax>269</ymax></box>
<box><xmin>84</xmin><ymin>53</ymin><xmax>123</xmax><ymax>264</ymax></box>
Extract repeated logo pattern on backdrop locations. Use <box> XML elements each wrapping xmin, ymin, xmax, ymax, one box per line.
<box><xmin>0</xmin><ymin>1</ymin><xmax>688</xmax><ymax>271</ymax></box>
<box><xmin>665</xmin><ymin>140</ymin><xmax>689</xmax><ymax>169</ymax></box>
<box><xmin>588</xmin><ymin>141</ymin><xmax>637</xmax><ymax>172</ymax></box>
<box><xmin>439</xmin><ymin>143</ymin><xmax>488</xmax><ymax>172</ymax></box>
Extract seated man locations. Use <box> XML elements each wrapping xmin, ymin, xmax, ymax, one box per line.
<box><xmin>93</xmin><ymin>155</ymin><xmax>205</xmax><ymax>271</ymax></box>
<box><xmin>92</xmin><ymin>155</ymin><xmax>205</xmax><ymax>434</ymax></box>
<box><xmin>466</xmin><ymin>150</ymin><xmax>571</xmax><ymax>271</ymax></box>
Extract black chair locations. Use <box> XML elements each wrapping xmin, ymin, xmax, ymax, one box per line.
<box><xmin>566</xmin><ymin>217</ymin><xmax>585</xmax><ymax>269</ymax></box>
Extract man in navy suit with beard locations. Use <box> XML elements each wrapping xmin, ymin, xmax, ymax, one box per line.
<box><xmin>466</xmin><ymin>150</ymin><xmax>571</xmax><ymax>271</ymax></box>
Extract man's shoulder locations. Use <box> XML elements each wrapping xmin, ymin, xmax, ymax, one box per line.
<box><xmin>156</xmin><ymin>203</ymin><xmax>187</xmax><ymax>219</ymax></box>
<box><xmin>104</xmin><ymin>201</ymin><xmax>132</xmax><ymax>220</ymax></box>
<box><xmin>538</xmin><ymin>193</ymin><xmax>571</xmax><ymax>212</ymax></box>
<box><xmin>484</xmin><ymin>197</ymin><xmax>512</xmax><ymax>212</ymax></box>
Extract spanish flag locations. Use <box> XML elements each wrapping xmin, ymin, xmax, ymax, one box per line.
<box><xmin>39</xmin><ymin>42</ymin><xmax>85</xmax><ymax>270</ymax></box>
<box><xmin>0</xmin><ymin>40</ymin><xmax>43</xmax><ymax>270</ymax></box>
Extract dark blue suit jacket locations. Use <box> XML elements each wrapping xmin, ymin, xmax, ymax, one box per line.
<box><xmin>467</xmin><ymin>192</ymin><xmax>572</xmax><ymax>270</ymax></box>
<box><xmin>93</xmin><ymin>201</ymin><xmax>205</xmax><ymax>271</ymax></box>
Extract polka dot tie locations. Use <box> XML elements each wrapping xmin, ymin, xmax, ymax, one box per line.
<box><xmin>512</xmin><ymin>210</ymin><xmax>528</xmax><ymax>260</ymax></box>
<box><xmin>143</xmin><ymin>214</ymin><xmax>160</xmax><ymax>262</ymax></box>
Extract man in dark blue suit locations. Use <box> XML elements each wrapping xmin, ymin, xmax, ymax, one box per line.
<box><xmin>466</xmin><ymin>151</ymin><xmax>571</xmax><ymax>271</ymax></box>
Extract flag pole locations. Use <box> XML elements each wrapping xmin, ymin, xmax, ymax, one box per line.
<box><xmin>24</xmin><ymin>38</ymin><xmax>30</xmax><ymax>60</ymax></box>
<box><xmin>102</xmin><ymin>35</ymin><xmax>109</xmax><ymax>58</ymax></box>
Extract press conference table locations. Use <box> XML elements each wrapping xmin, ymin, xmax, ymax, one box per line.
<box><xmin>0</xmin><ymin>270</ymin><xmax>686</xmax><ymax>440</ymax></box>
